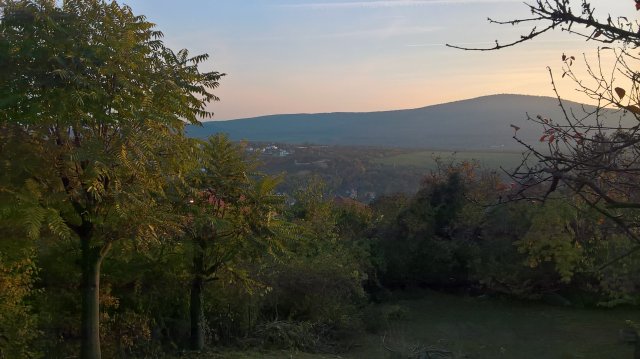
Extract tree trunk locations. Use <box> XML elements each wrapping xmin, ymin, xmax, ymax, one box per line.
<box><xmin>190</xmin><ymin>241</ymin><xmax>206</xmax><ymax>351</ymax></box>
<box><xmin>80</xmin><ymin>238</ymin><xmax>108</xmax><ymax>359</ymax></box>
<box><xmin>190</xmin><ymin>274</ymin><xmax>205</xmax><ymax>350</ymax></box>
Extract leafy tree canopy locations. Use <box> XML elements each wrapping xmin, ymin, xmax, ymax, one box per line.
<box><xmin>0</xmin><ymin>1</ymin><xmax>223</xmax><ymax>358</ymax></box>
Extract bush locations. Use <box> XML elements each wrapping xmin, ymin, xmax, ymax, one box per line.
<box><xmin>0</xmin><ymin>250</ymin><xmax>40</xmax><ymax>359</ymax></box>
<box><xmin>263</xmin><ymin>254</ymin><xmax>365</xmax><ymax>327</ymax></box>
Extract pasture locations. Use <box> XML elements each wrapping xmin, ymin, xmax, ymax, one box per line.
<box><xmin>375</xmin><ymin>150</ymin><xmax>526</xmax><ymax>172</ymax></box>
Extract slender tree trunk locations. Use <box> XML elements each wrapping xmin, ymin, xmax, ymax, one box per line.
<box><xmin>80</xmin><ymin>238</ymin><xmax>108</xmax><ymax>359</ymax></box>
<box><xmin>190</xmin><ymin>274</ymin><xmax>205</xmax><ymax>350</ymax></box>
<box><xmin>190</xmin><ymin>240</ymin><xmax>206</xmax><ymax>350</ymax></box>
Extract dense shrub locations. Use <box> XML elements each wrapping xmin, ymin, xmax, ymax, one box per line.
<box><xmin>0</xmin><ymin>250</ymin><xmax>40</xmax><ymax>359</ymax></box>
<box><xmin>372</xmin><ymin>168</ymin><xmax>479</xmax><ymax>288</ymax></box>
<box><xmin>263</xmin><ymin>255</ymin><xmax>365</xmax><ymax>327</ymax></box>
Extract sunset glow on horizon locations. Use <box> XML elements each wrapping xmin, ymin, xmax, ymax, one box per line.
<box><xmin>126</xmin><ymin>0</ymin><xmax>632</xmax><ymax>120</ymax></box>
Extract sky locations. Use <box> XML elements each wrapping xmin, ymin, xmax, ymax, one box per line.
<box><xmin>124</xmin><ymin>0</ymin><xmax>632</xmax><ymax>120</ymax></box>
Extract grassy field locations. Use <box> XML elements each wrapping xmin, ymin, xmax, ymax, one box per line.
<box><xmin>176</xmin><ymin>349</ymin><xmax>338</xmax><ymax>359</ymax></box>
<box><xmin>349</xmin><ymin>291</ymin><xmax>636</xmax><ymax>359</ymax></box>
<box><xmin>375</xmin><ymin>150</ymin><xmax>525</xmax><ymax>171</ymax></box>
<box><xmin>184</xmin><ymin>291</ymin><xmax>637</xmax><ymax>359</ymax></box>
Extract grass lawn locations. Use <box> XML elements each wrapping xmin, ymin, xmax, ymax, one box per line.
<box><xmin>350</xmin><ymin>291</ymin><xmax>636</xmax><ymax>359</ymax></box>
<box><xmin>180</xmin><ymin>291</ymin><xmax>637</xmax><ymax>359</ymax></box>
<box><xmin>175</xmin><ymin>349</ymin><xmax>341</xmax><ymax>359</ymax></box>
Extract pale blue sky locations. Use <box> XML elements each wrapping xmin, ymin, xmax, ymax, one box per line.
<box><xmin>125</xmin><ymin>0</ymin><xmax>631</xmax><ymax>120</ymax></box>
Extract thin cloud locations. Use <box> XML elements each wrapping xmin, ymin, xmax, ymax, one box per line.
<box><xmin>406</xmin><ymin>43</ymin><xmax>449</xmax><ymax>47</ymax></box>
<box><xmin>241</xmin><ymin>25</ymin><xmax>441</xmax><ymax>42</ymax></box>
<box><xmin>282</xmin><ymin>0</ymin><xmax>522</xmax><ymax>9</ymax></box>
<box><xmin>333</xmin><ymin>25</ymin><xmax>441</xmax><ymax>38</ymax></box>
<box><xmin>406</xmin><ymin>38</ymin><xmax>593</xmax><ymax>47</ymax></box>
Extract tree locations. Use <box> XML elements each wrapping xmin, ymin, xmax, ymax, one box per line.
<box><xmin>0</xmin><ymin>1</ymin><xmax>222</xmax><ymax>358</ymax></box>
<box><xmin>449</xmin><ymin>1</ymin><xmax>640</xmax><ymax>273</ymax></box>
<box><xmin>183</xmin><ymin>135</ymin><xmax>282</xmax><ymax>350</ymax></box>
<box><xmin>447</xmin><ymin>0</ymin><xmax>640</xmax><ymax>51</ymax></box>
<box><xmin>372</xmin><ymin>161</ymin><xmax>491</xmax><ymax>288</ymax></box>
<box><xmin>263</xmin><ymin>178</ymin><xmax>367</xmax><ymax>330</ymax></box>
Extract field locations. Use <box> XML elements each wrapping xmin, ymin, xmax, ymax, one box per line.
<box><xmin>350</xmin><ymin>291</ymin><xmax>636</xmax><ymax>359</ymax></box>
<box><xmin>184</xmin><ymin>290</ymin><xmax>636</xmax><ymax>359</ymax></box>
<box><xmin>258</xmin><ymin>145</ymin><xmax>528</xmax><ymax>200</ymax></box>
<box><xmin>375</xmin><ymin>150</ymin><xmax>525</xmax><ymax>171</ymax></box>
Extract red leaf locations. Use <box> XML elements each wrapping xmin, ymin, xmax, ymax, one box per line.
<box><xmin>548</xmin><ymin>135</ymin><xmax>555</xmax><ymax>143</ymax></box>
<box><xmin>539</xmin><ymin>135</ymin><xmax>547</xmax><ymax>142</ymax></box>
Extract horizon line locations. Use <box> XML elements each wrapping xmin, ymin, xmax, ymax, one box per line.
<box><xmin>203</xmin><ymin>93</ymin><xmax>560</xmax><ymax>122</ymax></box>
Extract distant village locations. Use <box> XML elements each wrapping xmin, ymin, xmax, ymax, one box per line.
<box><xmin>246</xmin><ymin>144</ymin><xmax>292</xmax><ymax>157</ymax></box>
<box><xmin>246</xmin><ymin>143</ymin><xmax>377</xmax><ymax>202</ymax></box>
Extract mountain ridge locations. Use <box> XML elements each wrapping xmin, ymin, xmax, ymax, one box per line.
<box><xmin>208</xmin><ymin>93</ymin><xmax>560</xmax><ymax>120</ymax></box>
<box><xmin>187</xmin><ymin>94</ymin><xmax>606</xmax><ymax>151</ymax></box>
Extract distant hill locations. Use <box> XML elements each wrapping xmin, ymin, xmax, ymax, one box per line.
<box><xmin>187</xmin><ymin>94</ymin><xmax>620</xmax><ymax>151</ymax></box>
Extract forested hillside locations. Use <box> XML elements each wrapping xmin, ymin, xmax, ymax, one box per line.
<box><xmin>188</xmin><ymin>94</ymin><xmax>626</xmax><ymax>150</ymax></box>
